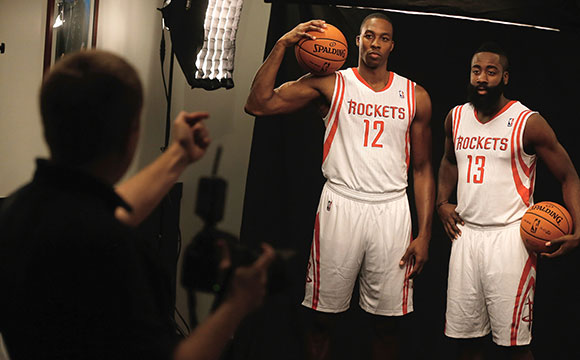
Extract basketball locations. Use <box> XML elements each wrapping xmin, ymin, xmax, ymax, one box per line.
<box><xmin>520</xmin><ymin>201</ymin><xmax>573</xmax><ymax>253</ymax></box>
<box><xmin>294</xmin><ymin>24</ymin><xmax>348</xmax><ymax>76</ymax></box>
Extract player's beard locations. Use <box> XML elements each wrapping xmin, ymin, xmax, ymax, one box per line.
<box><xmin>467</xmin><ymin>80</ymin><xmax>505</xmax><ymax>115</ymax></box>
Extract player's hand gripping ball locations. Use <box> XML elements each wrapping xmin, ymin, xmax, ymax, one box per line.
<box><xmin>520</xmin><ymin>201</ymin><xmax>573</xmax><ymax>253</ymax></box>
<box><xmin>294</xmin><ymin>24</ymin><xmax>348</xmax><ymax>76</ymax></box>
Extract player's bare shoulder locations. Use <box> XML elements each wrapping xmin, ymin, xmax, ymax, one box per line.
<box><xmin>298</xmin><ymin>71</ymin><xmax>337</xmax><ymax>102</ymax></box>
<box><xmin>414</xmin><ymin>83</ymin><xmax>432</xmax><ymax>124</ymax></box>
<box><xmin>523</xmin><ymin>112</ymin><xmax>548</xmax><ymax>132</ymax></box>
<box><xmin>522</xmin><ymin>112</ymin><xmax>556</xmax><ymax>151</ymax></box>
<box><xmin>292</xmin><ymin>72</ymin><xmax>336</xmax><ymax>116</ymax></box>
<box><xmin>415</xmin><ymin>84</ymin><xmax>431</xmax><ymax>106</ymax></box>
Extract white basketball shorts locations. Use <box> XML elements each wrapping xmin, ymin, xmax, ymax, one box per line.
<box><xmin>445</xmin><ymin>222</ymin><xmax>537</xmax><ymax>346</ymax></box>
<box><xmin>302</xmin><ymin>181</ymin><xmax>413</xmax><ymax>316</ymax></box>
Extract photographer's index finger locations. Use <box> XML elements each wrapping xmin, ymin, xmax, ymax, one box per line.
<box><xmin>254</xmin><ymin>243</ymin><xmax>276</xmax><ymax>270</ymax></box>
<box><xmin>182</xmin><ymin>111</ymin><xmax>210</xmax><ymax>125</ymax></box>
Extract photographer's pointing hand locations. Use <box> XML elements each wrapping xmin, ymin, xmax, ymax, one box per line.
<box><xmin>173</xmin><ymin>111</ymin><xmax>211</xmax><ymax>164</ymax></box>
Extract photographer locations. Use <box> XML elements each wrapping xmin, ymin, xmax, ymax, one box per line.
<box><xmin>0</xmin><ymin>50</ymin><xmax>274</xmax><ymax>360</ymax></box>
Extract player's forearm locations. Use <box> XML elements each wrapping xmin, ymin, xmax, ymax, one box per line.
<box><xmin>436</xmin><ymin>158</ymin><xmax>458</xmax><ymax>205</ymax></box>
<box><xmin>413</xmin><ymin>166</ymin><xmax>435</xmax><ymax>241</ymax></box>
<box><xmin>561</xmin><ymin>174</ymin><xmax>580</xmax><ymax>236</ymax></box>
<box><xmin>115</xmin><ymin>143</ymin><xmax>188</xmax><ymax>227</ymax></box>
<box><xmin>245</xmin><ymin>41</ymin><xmax>288</xmax><ymax>115</ymax></box>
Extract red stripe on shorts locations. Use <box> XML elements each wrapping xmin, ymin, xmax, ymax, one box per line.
<box><xmin>510</xmin><ymin>255</ymin><xmax>537</xmax><ymax>345</ymax></box>
<box><xmin>312</xmin><ymin>213</ymin><xmax>321</xmax><ymax>309</ymax></box>
<box><xmin>402</xmin><ymin>233</ymin><xmax>413</xmax><ymax>314</ymax></box>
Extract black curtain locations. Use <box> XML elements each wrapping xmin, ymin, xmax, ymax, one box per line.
<box><xmin>238</xmin><ymin>4</ymin><xmax>580</xmax><ymax>359</ymax></box>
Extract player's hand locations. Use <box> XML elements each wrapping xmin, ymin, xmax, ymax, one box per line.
<box><xmin>437</xmin><ymin>203</ymin><xmax>464</xmax><ymax>240</ymax></box>
<box><xmin>278</xmin><ymin>20</ymin><xmax>327</xmax><ymax>48</ymax></box>
<box><xmin>228</xmin><ymin>243</ymin><xmax>276</xmax><ymax>314</ymax></box>
<box><xmin>540</xmin><ymin>233</ymin><xmax>580</xmax><ymax>258</ymax></box>
<box><xmin>399</xmin><ymin>237</ymin><xmax>429</xmax><ymax>280</ymax></box>
<box><xmin>172</xmin><ymin>111</ymin><xmax>211</xmax><ymax>163</ymax></box>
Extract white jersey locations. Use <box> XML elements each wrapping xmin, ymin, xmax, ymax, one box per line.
<box><xmin>452</xmin><ymin>101</ymin><xmax>537</xmax><ymax>226</ymax></box>
<box><xmin>321</xmin><ymin>68</ymin><xmax>417</xmax><ymax>196</ymax></box>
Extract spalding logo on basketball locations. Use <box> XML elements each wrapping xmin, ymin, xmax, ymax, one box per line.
<box><xmin>294</xmin><ymin>24</ymin><xmax>348</xmax><ymax>76</ymax></box>
<box><xmin>520</xmin><ymin>201</ymin><xmax>573</xmax><ymax>253</ymax></box>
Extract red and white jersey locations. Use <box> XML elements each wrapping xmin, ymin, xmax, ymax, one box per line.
<box><xmin>452</xmin><ymin>101</ymin><xmax>537</xmax><ymax>226</ymax></box>
<box><xmin>321</xmin><ymin>68</ymin><xmax>417</xmax><ymax>196</ymax></box>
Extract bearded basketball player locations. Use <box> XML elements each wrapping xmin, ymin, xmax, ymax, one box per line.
<box><xmin>436</xmin><ymin>42</ymin><xmax>580</xmax><ymax>360</ymax></box>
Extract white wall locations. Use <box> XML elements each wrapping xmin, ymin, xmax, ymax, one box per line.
<box><xmin>0</xmin><ymin>2</ymin><xmax>49</xmax><ymax>194</ymax></box>
<box><xmin>0</xmin><ymin>0</ymin><xmax>271</xmax><ymax>326</ymax></box>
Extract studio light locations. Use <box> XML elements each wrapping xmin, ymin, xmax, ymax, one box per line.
<box><xmin>160</xmin><ymin>0</ymin><xmax>244</xmax><ymax>90</ymax></box>
<box><xmin>194</xmin><ymin>0</ymin><xmax>243</xmax><ymax>89</ymax></box>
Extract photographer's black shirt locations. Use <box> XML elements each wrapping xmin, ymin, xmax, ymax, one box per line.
<box><xmin>0</xmin><ymin>159</ymin><xmax>179</xmax><ymax>360</ymax></box>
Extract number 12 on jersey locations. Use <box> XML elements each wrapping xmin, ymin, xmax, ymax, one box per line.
<box><xmin>466</xmin><ymin>155</ymin><xmax>486</xmax><ymax>183</ymax></box>
<box><xmin>363</xmin><ymin>119</ymin><xmax>384</xmax><ymax>148</ymax></box>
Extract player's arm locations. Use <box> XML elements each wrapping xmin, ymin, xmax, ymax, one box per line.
<box><xmin>523</xmin><ymin>113</ymin><xmax>580</xmax><ymax>258</ymax></box>
<box><xmin>399</xmin><ymin>85</ymin><xmax>435</xmax><ymax>279</ymax></box>
<box><xmin>436</xmin><ymin>110</ymin><xmax>464</xmax><ymax>240</ymax></box>
<box><xmin>244</xmin><ymin>20</ymin><xmax>331</xmax><ymax>116</ymax></box>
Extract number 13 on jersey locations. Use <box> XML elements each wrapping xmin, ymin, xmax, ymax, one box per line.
<box><xmin>467</xmin><ymin>155</ymin><xmax>486</xmax><ymax>183</ymax></box>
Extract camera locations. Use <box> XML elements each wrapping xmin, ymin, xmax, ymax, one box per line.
<box><xmin>180</xmin><ymin>147</ymin><xmax>292</xmax><ymax>304</ymax></box>
<box><xmin>181</xmin><ymin>226</ymin><xmax>289</xmax><ymax>297</ymax></box>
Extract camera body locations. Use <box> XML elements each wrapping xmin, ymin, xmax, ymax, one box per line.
<box><xmin>181</xmin><ymin>160</ymin><xmax>291</xmax><ymax>303</ymax></box>
<box><xmin>181</xmin><ymin>226</ymin><xmax>260</xmax><ymax>294</ymax></box>
<box><xmin>181</xmin><ymin>226</ymin><xmax>288</xmax><ymax>296</ymax></box>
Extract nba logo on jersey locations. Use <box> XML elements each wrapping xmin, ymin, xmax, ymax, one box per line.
<box><xmin>399</xmin><ymin>90</ymin><xmax>405</xmax><ymax>99</ymax></box>
<box><xmin>327</xmin><ymin>200</ymin><xmax>332</xmax><ymax>211</ymax></box>
<box><xmin>507</xmin><ymin>117</ymin><xmax>514</xmax><ymax>127</ymax></box>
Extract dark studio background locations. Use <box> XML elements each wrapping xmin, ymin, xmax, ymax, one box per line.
<box><xmin>234</xmin><ymin>1</ymin><xmax>580</xmax><ymax>359</ymax></box>
<box><xmin>3</xmin><ymin>1</ymin><xmax>576</xmax><ymax>359</ymax></box>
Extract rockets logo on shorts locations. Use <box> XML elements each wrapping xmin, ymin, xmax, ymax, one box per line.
<box><xmin>522</xmin><ymin>295</ymin><xmax>533</xmax><ymax>328</ymax></box>
<box><xmin>510</xmin><ymin>255</ymin><xmax>536</xmax><ymax>345</ymax></box>
<box><xmin>327</xmin><ymin>200</ymin><xmax>332</xmax><ymax>211</ymax></box>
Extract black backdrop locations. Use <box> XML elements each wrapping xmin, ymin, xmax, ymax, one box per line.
<box><xmin>236</xmin><ymin>3</ymin><xmax>580</xmax><ymax>359</ymax></box>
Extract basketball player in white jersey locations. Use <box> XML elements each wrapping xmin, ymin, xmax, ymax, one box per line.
<box><xmin>245</xmin><ymin>13</ymin><xmax>435</xmax><ymax>359</ymax></box>
<box><xmin>437</xmin><ymin>42</ymin><xmax>580</xmax><ymax>359</ymax></box>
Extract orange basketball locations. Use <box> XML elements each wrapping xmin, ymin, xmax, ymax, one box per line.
<box><xmin>294</xmin><ymin>24</ymin><xmax>348</xmax><ymax>76</ymax></box>
<box><xmin>520</xmin><ymin>201</ymin><xmax>573</xmax><ymax>253</ymax></box>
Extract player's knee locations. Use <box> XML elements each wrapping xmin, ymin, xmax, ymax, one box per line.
<box><xmin>371</xmin><ymin>315</ymin><xmax>401</xmax><ymax>337</ymax></box>
<box><xmin>314</xmin><ymin>312</ymin><xmax>339</xmax><ymax>332</ymax></box>
<box><xmin>456</xmin><ymin>336</ymin><xmax>487</xmax><ymax>354</ymax></box>
<box><xmin>304</xmin><ymin>308</ymin><xmax>339</xmax><ymax>335</ymax></box>
<box><xmin>500</xmin><ymin>344</ymin><xmax>533</xmax><ymax>360</ymax></box>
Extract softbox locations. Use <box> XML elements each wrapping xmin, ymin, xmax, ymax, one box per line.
<box><xmin>160</xmin><ymin>0</ymin><xmax>243</xmax><ymax>90</ymax></box>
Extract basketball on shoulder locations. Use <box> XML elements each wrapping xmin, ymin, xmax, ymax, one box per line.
<box><xmin>294</xmin><ymin>24</ymin><xmax>348</xmax><ymax>76</ymax></box>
